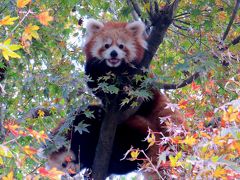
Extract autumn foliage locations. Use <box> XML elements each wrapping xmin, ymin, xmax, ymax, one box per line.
<box><xmin>0</xmin><ymin>0</ymin><xmax>239</xmax><ymax>179</ymax></box>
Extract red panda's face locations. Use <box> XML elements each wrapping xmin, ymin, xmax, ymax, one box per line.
<box><xmin>84</xmin><ymin>19</ymin><xmax>147</xmax><ymax>67</ymax></box>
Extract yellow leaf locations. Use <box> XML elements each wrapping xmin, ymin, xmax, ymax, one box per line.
<box><xmin>0</xmin><ymin>16</ymin><xmax>18</xmax><ymax>26</ymax></box>
<box><xmin>169</xmin><ymin>151</ymin><xmax>182</xmax><ymax>167</ymax></box>
<box><xmin>183</xmin><ymin>135</ymin><xmax>197</xmax><ymax>146</ymax></box>
<box><xmin>222</xmin><ymin>106</ymin><xmax>240</xmax><ymax>122</ymax></box>
<box><xmin>130</xmin><ymin>149</ymin><xmax>140</xmax><ymax>161</ymax></box>
<box><xmin>17</xmin><ymin>0</ymin><xmax>31</xmax><ymax>8</ymax></box>
<box><xmin>211</xmin><ymin>155</ymin><xmax>219</xmax><ymax>163</ymax></box>
<box><xmin>23</xmin><ymin>145</ymin><xmax>38</xmax><ymax>160</ymax></box>
<box><xmin>0</xmin><ymin>39</ymin><xmax>22</xmax><ymax>61</ymax></box>
<box><xmin>37</xmin><ymin>11</ymin><xmax>53</xmax><ymax>26</ymax></box>
<box><xmin>0</xmin><ymin>145</ymin><xmax>13</xmax><ymax>158</ymax></box>
<box><xmin>0</xmin><ymin>156</ymin><xmax>3</xmax><ymax>165</ymax></box>
<box><xmin>2</xmin><ymin>171</ymin><xmax>14</xmax><ymax>180</ymax></box>
<box><xmin>147</xmin><ymin>132</ymin><xmax>156</xmax><ymax>147</ymax></box>
<box><xmin>37</xmin><ymin>110</ymin><xmax>45</xmax><ymax>117</ymax></box>
<box><xmin>213</xmin><ymin>136</ymin><xmax>225</xmax><ymax>146</ymax></box>
<box><xmin>143</xmin><ymin>3</ymin><xmax>150</xmax><ymax>12</ymax></box>
<box><xmin>215</xmin><ymin>0</ymin><xmax>223</xmax><ymax>7</ymax></box>
<box><xmin>213</xmin><ymin>166</ymin><xmax>227</xmax><ymax>178</ymax></box>
<box><xmin>22</xmin><ymin>23</ymin><xmax>40</xmax><ymax>41</ymax></box>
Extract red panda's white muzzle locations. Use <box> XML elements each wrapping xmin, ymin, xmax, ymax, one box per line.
<box><xmin>106</xmin><ymin>58</ymin><xmax>122</xmax><ymax>67</ymax></box>
<box><xmin>104</xmin><ymin>46</ymin><xmax>125</xmax><ymax>67</ymax></box>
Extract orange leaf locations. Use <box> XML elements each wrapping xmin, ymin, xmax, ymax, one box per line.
<box><xmin>171</xmin><ymin>136</ymin><xmax>183</xmax><ymax>144</ymax></box>
<box><xmin>200</xmin><ymin>131</ymin><xmax>211</xmax><ymax>139</ymax></box>
<box><xmin>232</xmin><ymin>141</ymin><xmax>240</xmax><ymax>155</ymax></box>
<box><xmin>17</xmin><ymin>0</ymin><xmax>31</xmax><ymax>8</ymax></box>
<box><xmin>23</xmin><ymin>146</ymin><xmax>38</xmax><ymax>158</ymax></box>
<box><xmin>178</xmin><ymin>99</ymin><xmax>188</xmax><ymax>109</ymax></box>
<box><xmin>4</xmin><ymin>121</ymin><xmax>20</xmax><ymax>137</ymax></box>
<box><xmin>218</xmin><ymin>11</ymin><xmax>227</xmax><ymax>22</ymax></box>
<box><xmin>38</xmin><ymin>167</ymin><xmax>64</xmax><ymax>180</ymax></box>
<box><xmin>22</xmin><ymin>24</ymin><xmax>40</xmax><ymax>41</ymax></box>
<box><xmin>213</xmin><ymin>166</ymin><xmax>227</xmax><ymax>178</ymax></box>
<box><xmin>27</xmin><ymin>128</ymin><xmax>49</xmax><ymax>144</ymax></box>
<box><xmin>191</xmin><ymin>82</ymin><xmax>200</xmax><ymax>91</ymax></box>
<box><xmin>197</xmin><ymin>122</ymin><xmax>204</xmax><ymax>129</ymax></box>
<box><xmin>37</xmin><ymin>11</ymin><xmax>53</xmax><ymax>26</ymax></box>
<box><xmin>0</xmin><ymin>16</ymin><xmax>18</xmax><ymax>26</ymax></box>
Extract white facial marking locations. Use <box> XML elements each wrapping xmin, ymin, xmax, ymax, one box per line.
<box><xmin>125</xmin><ymin>41</ymin><xmax>137</xmax><ymax>61</ymax></box>
<box><xmin>91</xmin><ymin>37</ymin><xmax>103</xmax><ymax>59</ymax></box>
<box><xmin>102</xmin><ymin>45</ymin><xmax>126</xmax><ymax>67</ymax></box>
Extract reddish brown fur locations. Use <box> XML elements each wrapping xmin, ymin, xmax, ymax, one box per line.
<box><xmin>84</xmin><ymin>21</ymin><xmax>145</xmax><ymax>63</ymax></box>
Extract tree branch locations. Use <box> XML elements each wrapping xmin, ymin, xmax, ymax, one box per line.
<box><xmin>173</xmin><ymin>21</ymin><xmax>189</xmax><ymax>31</ymax></box>
<box><xmin>92</xmin><ymin>109</ymin><xmax>118</xmax><ymax>179</ymax></box>
<box><xmin>92</xmin><ymin>99</ymin><xmax>143</xmax><ymax>179</ymax></box>
<box><xmin>141</xmin><ymin>0</ymin><xmax>180</xmax><ymax>68</ymax></box>
<box><xmin>157</xmin><ymin>72</ymin><xmax>200</xmax><ymax>90</ymax></box>
<box><xmin>222</xmin><ymin>0</ymin><xmax>240</xmax><ymax>41</ymax></box>
<box><xmin>92</xmin><ymin>1</ymin><xmax>181</xmax><ymax>179</ymax></box>
<box><xmin>128</xmin><ymin>0</ymin><xmax>151</xmax><ymax>33</ymax></box>
<box><xmin>129</xmin><ymin>0</ymin><xmax>142</xmax><ymax>18</ymax></box>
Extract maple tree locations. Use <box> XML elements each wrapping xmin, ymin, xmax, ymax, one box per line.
<box><xmin>0</xmin><ymin>0</ymin><xmax>239</xmax><ymax>179</ymax></box>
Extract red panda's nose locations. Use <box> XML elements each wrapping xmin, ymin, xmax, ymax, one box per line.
<box><xmin>110</xmin><ymin>50</ymin><xmax>118</xmax><ymax>58</ymax></box>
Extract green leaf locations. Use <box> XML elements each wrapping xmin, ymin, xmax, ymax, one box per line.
<box><xmin>75</xmin><ymin>121</ymin><xmax>90</xmax><ymax>134</ymax></box>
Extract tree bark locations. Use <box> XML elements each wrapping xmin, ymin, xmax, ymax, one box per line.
<box><xmin>92</xmin><ymin>1</ymin><xmax>180</xmax><ymax>179</ymax></box>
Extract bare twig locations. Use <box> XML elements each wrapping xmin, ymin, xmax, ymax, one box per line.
<box><xmin>141</xmin><ymin>150</ymin><xmax>164</xmax><ymax>180</ymax></box>
<box><xmin>128</xmin><ymin>0</ymin><xmax>151</xmax><ymax>34</ymax></box>
<box><xmin>127</xmin><ymin>0</ymin><xmax>140</xmax><ymax>21</ymax></box>
<box><xmin>157</xmin><ymin>72</ymin><xmax>200</xmax><ymax>90</ymax></box>
<box><xmin>222</xmin><ymin>0</ymin><xmax>240</xmax><ymax>41</ymax></box>
<box><xmin>174</xmin><ymin>19</ymin><xmax>191</xmax><ymax>25</ymax></box>
<box><xmin>173</xmin><ymin>21</ymin><xmax>189</xmax><ymax>31</ymax></box>
<box><xmin>129</xmin><ymin>0</ymin><xmax>142</xmax><ymax>18</ymax></box>
<box><xmin>217</xmin><ymin>35</ymin><xmax>240</xmax><ymax>51</ymax></box>
<box><xmin>174</xmin><ymin>12</ymin><xmax>190</xmax><ymax>19</ymax></box>
<box><xmin>231</xmin><ymin>35</ymin><xmax>240</xmax><ymax>46</ymax></box>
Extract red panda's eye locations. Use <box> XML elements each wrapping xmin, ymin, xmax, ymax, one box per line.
<box><xmin>119</xmin><ymin>44</ymin><xmax>124</xmax><ymax>49</ymax></box>
<box><xmin>105</xmin><ymin>44</ymin><xmax>110</xmax><ymax>49</ymax></box>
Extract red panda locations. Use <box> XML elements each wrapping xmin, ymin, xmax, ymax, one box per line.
<box><xmin>84</xmin><ymin>19</ymin><xmax>148</xmax><ymax>109</ymax></box>
<box><xmin>47</xmin><ymin>19</ymin><xmax>185</xmax><ymax>179</ymax></box>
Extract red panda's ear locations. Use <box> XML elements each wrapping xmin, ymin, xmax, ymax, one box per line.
<box><xmin>86</xmin><ymin>19</ymin><xmax>104</xmax><ymax>36</ymax></box>
<box><xmin>126</xmin><ymin>21</ymin><xmax>145</xmax><ymax>37</ymax></box>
